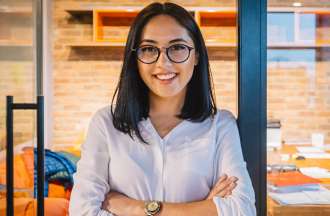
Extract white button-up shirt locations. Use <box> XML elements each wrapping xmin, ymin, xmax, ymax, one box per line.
<box><xmin>69</xmin><ymin>106</ymin><xmax>256</xmax><ymax>215</ymax></box>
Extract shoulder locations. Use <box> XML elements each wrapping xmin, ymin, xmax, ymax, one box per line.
<box><xmin>211</xmin><ymin>110</ymin><xmax>241</xmax><ymax>154</ymax></box>
<box><xmin>89</xmin><ymin>105</ymin><xmax>114</xmax><ymax>129</ymax></box>
<box><xmin>211</xmin><ymin>109</ymin><xmax>238</xmax><ymax>136</ymax></box>
<box><xmin>215</xmin><ymin>109</ymin><xmax>236</xmax><ymax>120</ymax></box>
<box><xmin>214</xmin><ymin>109</ymin><xmax>237</xmax><ymax>126</ymax></box>
<box><xmin>94</xmin><ymin>105</ymin><xmax>113</xmax><ymax>119</ymax></box>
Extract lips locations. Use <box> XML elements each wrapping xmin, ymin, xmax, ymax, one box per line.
<box><xmin>156</xmin><ymin>73</ymin><xmax>176</xmax><ymax>80</ymax></box>
<box><xmin>153</xmin><ymin>72</ymin><xmax>178</xmax><ymax>81</ymax></box>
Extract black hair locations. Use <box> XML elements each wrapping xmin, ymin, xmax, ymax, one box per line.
<box><xmin>111</xmin><ymin>2</ymin><xmax>217</xmax><ymax>144</ymax></box>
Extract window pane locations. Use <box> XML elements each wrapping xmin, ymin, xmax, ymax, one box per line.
<box><xmin>0</xmin><ymin>0</ymin><xmax>36</xmax><ymax>214</ymax></box>
<box><xmin>267</xmin><ymin>1</ymin><xmax>330</xmax><ymax>215</ymax></box>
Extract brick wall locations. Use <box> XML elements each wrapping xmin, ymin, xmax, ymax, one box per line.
<box><xmin>268</xmin><ymin>61</ymin><xmax>330</xmax><ymax>143</ymax></box>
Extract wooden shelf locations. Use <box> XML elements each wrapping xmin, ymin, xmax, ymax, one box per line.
<box><xmin>205</xmin><ymin>42</ymin><xmax>236</xmax><ymax>47</ymax></box>
<box><xmin>196</xmin><ymin>10</ymin><xmax>237</xmax><ymax>47</ymax></box>
<box><xmin>93</xmin><ymin>9</ymin><xmax>139</xmax><ymax>42</ymax></box>
<box><xmin>0</xmin><ymin>6</ymin><xmax>32</xmax><ymax>14</ymax></box>
<box><xmin>65</xmin><ymin>42</ymin><xmax>126</xmax><ymax>47</ymax></box>
<box><xmin>63</xmin><ymin>6</ymin><xmax>330</xmax><ymax>49</ymax></box>
<box><xmin>65</xmin><ymin>41</ymin><xmax>237</xmax><ymax>48</ymax></box>
<box><xmin>66</xmin><ymin>9</ymin><xmax>92</xmax><ymax>17</ymax></box>
<box><xmin>268</xmin><ymin>7</ymin><xmax>330</xmax><ymax>13</ymax></box>
<box><xmin>0</xmin><ymin>40</ymin><xmax>32</xmax><ymax>47</ymax></box>
<box><xmin>97</xmin><ymin>9</ymin><xmax>237</xmax><ymax>43</ymax></box>
<box><xmin>64</xmin><ymin>6</ymin><xmax>330</xmax><ymax>15</ymax></box>
<box><xmin>65</xmin><ymin>42</ymin><xmax>330</xmax><ymax>49</ymax></box>
<box><xmin>268</xmin><ymin>43</ymin><xmax>330</xmax><ymax>49</ymax></box>
<box><xmin>196</xmin><ymin>10</ymin><xmax>236</xmax><ymax>26</ymax></box>
<box><xmin>65</xmin><ymin>6</ymin><xmax>141</xmax><ymax>17</ymax></box>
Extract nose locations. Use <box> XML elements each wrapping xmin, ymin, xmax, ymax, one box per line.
<box><xmin>156</xmin><ymin>48</ymin><xmax>172</xmax><ymax>68</ymax></box>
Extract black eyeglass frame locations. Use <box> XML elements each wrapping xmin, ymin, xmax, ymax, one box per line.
<box><xmin>131</xmin><ymin>44</ymin><xmax>195</xmax><ymax>64</ymax></box>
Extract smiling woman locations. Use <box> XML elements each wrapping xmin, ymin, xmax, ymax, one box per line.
<box><xmin>69</xmin><ymin>2</ymin><xmax>256</xmax><ymax>216</ymax></box>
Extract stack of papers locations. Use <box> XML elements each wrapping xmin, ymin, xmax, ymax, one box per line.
<box><xmin>267</xmin><ymin>184</ymin><xmax>320</xmax><ymax>193</ymax></box>
<box><xmin>295</xmin><ymin>146</ymin><xmax>330</xmax><ymax>159</ymax></box>
<box><xmin>297</xmin><ymin>153</ymin><xmax>330</xmax><ymax>159</ymax></box>
<box><xmin>269</xmin><ymin>187</ymin><xmax>330</xmax><ymax>205</ymax></box>
<box><xmin>300</xmin><ymin>167</ymin><xmax>330</xmax><ymax>179</ymax></box>
<box><xmin>296</xmin><ymin>146</ymin><xmax>324</xmax><ymax>153</ymax></box>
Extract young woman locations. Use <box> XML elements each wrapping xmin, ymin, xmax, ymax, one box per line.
<box><xmin>69</xmin><ymin>2</ymin><xmax>256</xmax><ymax>216</ymax></box>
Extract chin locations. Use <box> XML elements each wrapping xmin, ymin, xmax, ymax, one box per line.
<box><xmin>155</xmin><ymin>90</ymin><xmax>184</xmax><ymax>98</ymax></box>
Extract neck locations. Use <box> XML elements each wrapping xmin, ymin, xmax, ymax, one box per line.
<box><xmin>149</xmin><ymin>88</ymin><xmax>186</xmax><ymax>118</ymax></box>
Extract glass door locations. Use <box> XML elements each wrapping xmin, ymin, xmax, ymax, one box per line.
<box><xmin>266</xmin><ymin>1</ymin><xmax>330</xmax><ymax>215</ymax></box>
<box><xmin>0</xmin><ymin>0</ymin><xmax>38</xmax><ymax>215</ymax></box>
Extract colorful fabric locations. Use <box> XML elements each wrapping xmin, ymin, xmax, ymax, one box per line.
<box><xmin>33</xmin><ymin>149</ymin><xmax>78</xmax><ymax>197</ymax></box>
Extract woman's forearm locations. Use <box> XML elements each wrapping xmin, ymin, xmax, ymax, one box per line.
<box><xmin>103</xmin><ymin>174</ymin><xmax>238</xmax><ymax>215</ymax></box>
<box><xmin>103</xmin><ymin>191</ymin><xmax>219</xmax><ymax>216</ymax></box>
<box><xmin>127</xmin><ymin>198</ymin><xmax>218</xmax><ymax>216</ymax></box>
<box><xmin>158</xmin><ymin>199</ymin><xmax>218</xmax><ymax>216</ymax></box>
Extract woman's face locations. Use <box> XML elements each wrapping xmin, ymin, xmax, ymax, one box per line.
<box><xmin>137</xmin><ymin>14</ymin><xmax>198</xmax><ymax>99</ymax></box>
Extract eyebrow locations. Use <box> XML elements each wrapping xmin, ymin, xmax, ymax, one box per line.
<box><xmin>139</xmin><ymin>38</ymin><xmax>189</xmax><ymax>44</ymax></box>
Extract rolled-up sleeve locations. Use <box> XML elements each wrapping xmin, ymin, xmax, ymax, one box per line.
<box><xmin>69</xmin><ymin>111</ymin><xmax>114</xmax><ymax>216</ymax></box>
<box><xmin>212</xmin><ymin>112</ymin><xmax>256</xmax><ymax>216</ymax></box>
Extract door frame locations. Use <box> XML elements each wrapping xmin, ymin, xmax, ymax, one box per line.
<box><xmin>237</xmin><ymin>0</ymin><xmax>267</xmax><ymax>215</ymax></box>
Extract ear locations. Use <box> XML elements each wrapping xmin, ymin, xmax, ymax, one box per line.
<box><xmin>194</xmin><ymin>51</ymin><xmax>199</xmax><ymax>66</ymax></box>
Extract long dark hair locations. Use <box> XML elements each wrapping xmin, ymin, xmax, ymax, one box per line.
<box><xmin>111</xmin><ymin>2</ymin><xmax>217</xmax><ymax>144</ymax></box>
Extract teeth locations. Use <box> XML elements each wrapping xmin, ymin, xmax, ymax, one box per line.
<box><xmin>155</xmin><ymin>73</ymin><xmax>176</xmax><ymax>80</ymax></box>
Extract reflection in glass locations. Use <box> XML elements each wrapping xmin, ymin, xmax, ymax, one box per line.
<box><xmin>267</xmin><ymin>2</ymin><xmax>330</xmax><ymax>215</ymax></box>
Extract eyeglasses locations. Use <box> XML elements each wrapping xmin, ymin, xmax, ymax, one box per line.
<box><xmin>132</xmin><ymin>44</ymin><xmax>194</xmax><ymax>64</ymax></box>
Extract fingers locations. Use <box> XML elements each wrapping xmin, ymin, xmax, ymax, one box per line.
<box><xmin>216</xmin><ymin>174</ymin><xmax>228</xmax><ymax>186</ymax></box>
<box><xmin>217</xmin><ymin>180</ymin><xmax>237</xmax><ymax>197</ymax></box>
<box><xmin>207</xmin><ymin>175</ymin><xmax>238</xmax><ymax>199</ymax></box>
<box><xmin>223</xmin><ymin>181</ymin><xmax>238</xmax><ymax>197</ymax></box>
<box><xmin>215</xmin><ymin>176</ymin><xmax>238</xmax><ymax>192</ymax></box>
<box><xmin>206</xmin><ymin>175</ymin><xmax>227</xmax><ymax>199</ymax></box>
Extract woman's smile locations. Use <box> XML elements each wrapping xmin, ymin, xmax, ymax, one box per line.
<box><xmin>153</xmin><ymin>72</ymin><xmax>178</xmax><ymax>84</ymax></box>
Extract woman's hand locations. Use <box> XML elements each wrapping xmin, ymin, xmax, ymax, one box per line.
<box><xmin>206</xmin><ymin>174</ymin><xmax>238</xmax><ymax>199</ymax></box>
<box><xmin>102</xmin><ymin>191</ymin><xmax>143</xmax><ymax>216</ymax></box>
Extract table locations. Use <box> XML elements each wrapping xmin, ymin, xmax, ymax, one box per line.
<box><xmin>267</xmin><ymin>145</ymin><xmax>330</xmax><ymax>216</ymax></box>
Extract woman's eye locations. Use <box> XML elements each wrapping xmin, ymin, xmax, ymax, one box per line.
<box><xmin>141</xmin><ymin>46</ymin><xmax>157</xmax><ymax>53</ymax></box>
<box><xmin>170</xmin><ymin>44</ymin><xmax>186</xmax><ymax>51</ymax></box>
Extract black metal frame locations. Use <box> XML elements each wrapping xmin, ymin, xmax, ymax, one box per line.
<box><xmin>36</xmin><ymin>0</ymin><xmax>43</xmax><ymax>96</ymax></box>
<box><xmin>6</xmin><ymin>0</ymin><xmax>44</xmax><ymax>214</ymax></box>
<box><xmin>6</xmin><ymin>96</ymin><xmax>45</xmax><ymax>216</ymax></box>
<box><xmin>237</xmin><ymin>0</ymin><xmax>267</xmax><ymax>215</ymax></box>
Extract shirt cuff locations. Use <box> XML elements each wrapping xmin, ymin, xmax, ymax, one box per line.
<box><xmin>212</xmin><ymin>196</ymin><xmax>225</xmax><ymax>216</ymax></box>
<box><xmin>212</xmin><ymin>195</ymin><xmax>256</xmax><ymax>216</ymax></box>
<box><xmin>98</xmin><ymin>209</ymin><xmax>115</xmax><ymax>216</ymax></box>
